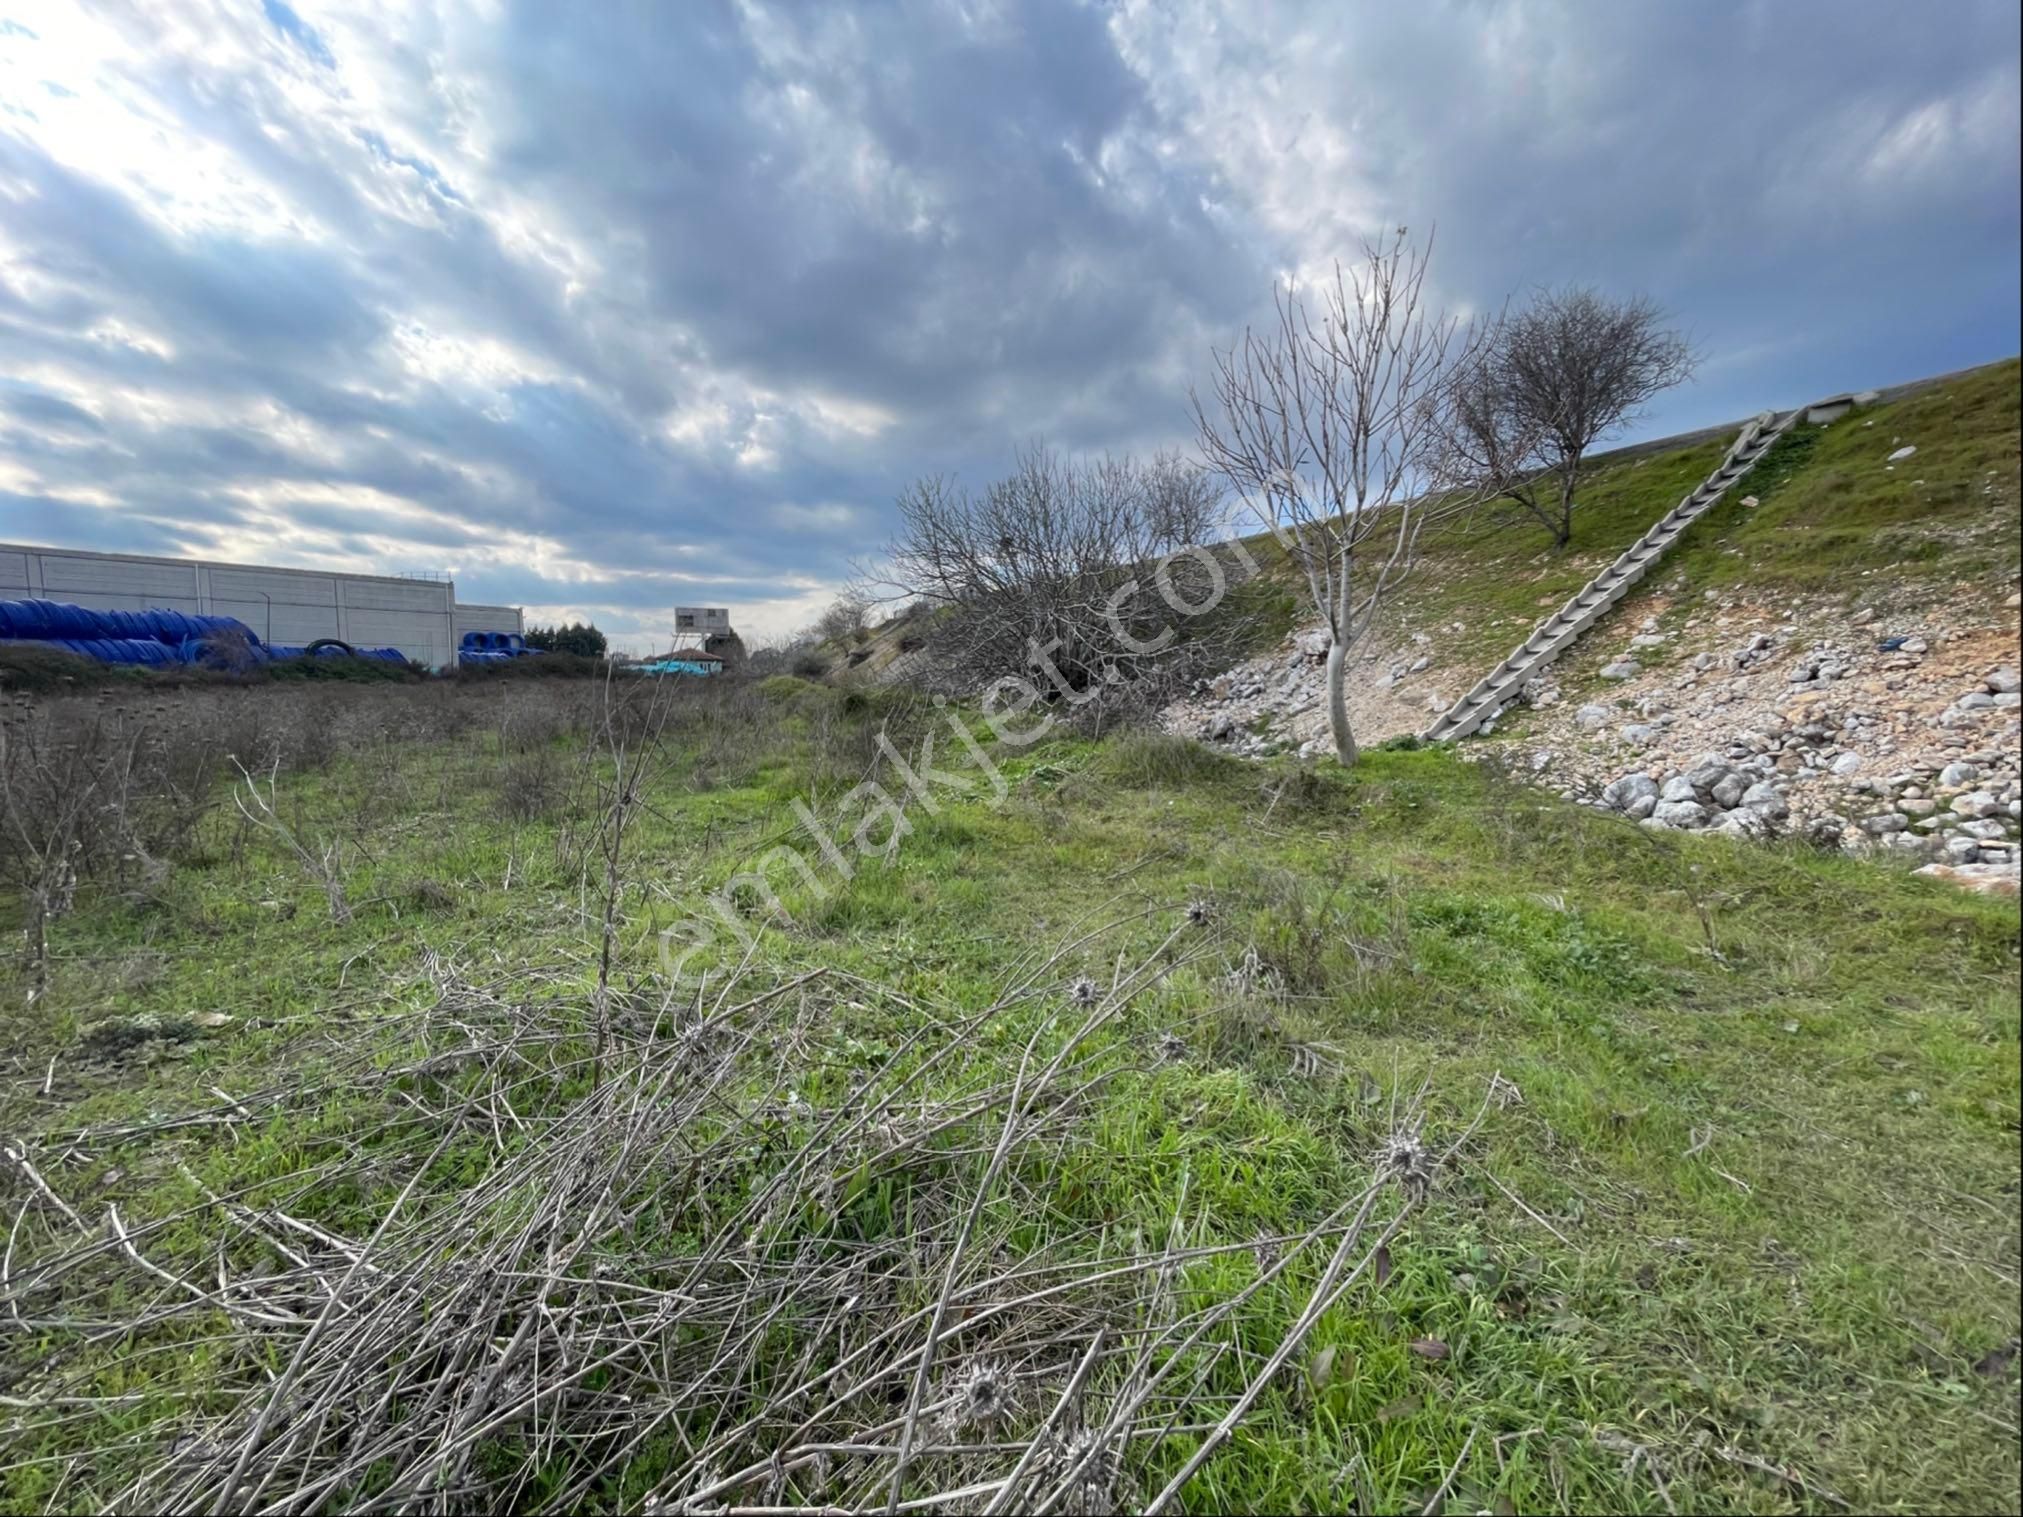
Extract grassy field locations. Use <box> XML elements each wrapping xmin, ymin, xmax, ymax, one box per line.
<box><xmin>2</xmin><ymin>675</ymin><xmax>2016</xmax><ymax>1513</ymax></box>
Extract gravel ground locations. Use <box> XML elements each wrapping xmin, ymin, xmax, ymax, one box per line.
<box><xmin>1163</xmin><ymin>588</ymin><xmax>2023</xmax><ymax>893</ymax></box>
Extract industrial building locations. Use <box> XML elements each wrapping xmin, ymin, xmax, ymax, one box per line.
<box><xmin>0</xmin><ymin>542</ymin><xmax>523</xmax><ymax>669</ymax></box>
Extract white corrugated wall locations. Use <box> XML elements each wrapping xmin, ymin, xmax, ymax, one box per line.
<box><xmin>0</xmin><ymin>542</ymin><xmax>461</xmax><ymax>668</ymax></box>
<box><xmin>453</xmin><ymin>603</ymin><xmax>526</xmax><ymax>641</ymax></box>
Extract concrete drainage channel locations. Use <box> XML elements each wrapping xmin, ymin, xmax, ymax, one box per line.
<box><xmin>1422</xmin><ymin>392</ymin><xmax>1869</xmax><ymax>744</ymax></box>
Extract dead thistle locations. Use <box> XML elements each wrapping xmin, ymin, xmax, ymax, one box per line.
<box><xmin>1033</xmin><ymin>1423</ymin><xmax>1128</xmax><ymax>1516</ymax></box>
<box><xmin>935</xmin><ymin>1357</ymin><xmax>1014</xmax><ymax>1438</ymax></box>
<box><xmin>1374</xmin><ymin>1121</ymin><xmax>1436</xmax><ymax>1200</ymax></box>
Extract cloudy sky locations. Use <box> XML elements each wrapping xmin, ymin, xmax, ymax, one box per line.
<box><xmin>2</xmin><ymin>1</ymin><xmax>2017</xmax><ymax>647</ymax></box>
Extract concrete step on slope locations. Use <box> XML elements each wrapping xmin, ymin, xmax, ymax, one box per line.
<box><xmin>1422</xmin><ymin>395</ymin><xmax>1856</xmax><ymax>743</ymax></box>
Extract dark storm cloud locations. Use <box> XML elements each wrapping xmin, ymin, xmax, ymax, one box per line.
<box><xmin>471</xmin><ymin>2</ymin><xmax>1242</xmax><ymax>421</ymax></box>
<box><xmin>0</xmin><ymin>0</ymin><xmax>2016</xmax><ymax>644</ymax></box>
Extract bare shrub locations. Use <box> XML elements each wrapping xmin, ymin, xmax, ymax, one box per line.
<box><xmin>232</xmin><ymin>758</ymin><xmax>351</xmax><ymax>924</ymax></box>
<box><xmin>810</xmin><ymin>590</ymin><xmax>873</xmax><ymax>643</ymax></box>
<box><xmin>496</xmin><ymin>745</ymin><xmax>561</xmax><ymax>821</ymax></box>
<box><xmin>0</xmin><ymin>703</ymin><xmax>144</xmax><ymax>1003</ymax></box>
<box><xmin>288</xmin><ymin>691</ymin><xmax>343</xmax><ymax>772</ymax></box>
<box><xmin>875</xmin><ymin>445</ymin><xmax>1244</xmax><ymax>718</ymax></box>
<box><xmin>498</xmin><ymin>699</ymin><xmax>571</xmax><ymax>754</ymax></box>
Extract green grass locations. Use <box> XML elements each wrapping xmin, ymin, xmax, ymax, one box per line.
<box><xmin>4</xmin><ymin>680</ymin><xmax>2016</xmax><ymax>1513</ymax></box>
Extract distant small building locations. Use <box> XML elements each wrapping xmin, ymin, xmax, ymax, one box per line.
<box><xmin>674</xmin><ymin>607</ymin><xmax>731</xmax><ymax>637</ymax></box>
<box><xmin>673</xmin><ymin>607</ymin><xmax>743</xmax><ymax>665</ymax></box>
<box><xmin>638</xmin><ymin>648</ymin><xmax>725</xmax><ymax>677</ymax></box>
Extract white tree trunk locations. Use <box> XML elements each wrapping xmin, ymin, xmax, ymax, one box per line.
<box><xmin>1324</xmin><ymin>640</ymin><xmax>1358</xmax><ymax>766</ymax></box>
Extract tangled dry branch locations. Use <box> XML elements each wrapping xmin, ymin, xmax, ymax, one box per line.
<box><xmin>2</xmin><ymin>911</ymin><xmax>1494</xmax><ymax>1515</ymax></box>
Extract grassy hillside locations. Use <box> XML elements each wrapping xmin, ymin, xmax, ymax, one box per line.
<box><xmin>1227</xmin><ymin>358</ymin><xmax>2020</xmax><ymax>679</ymax></box>
<box><xmin>3</xmin><ymin>680</ymin><xmax>2015</xmax><ymax>1513</ymax></box>
<box><xmin>833</xmin><ymin>361</ymin><xmax>2018</xmax><ymax>731</ymax></box>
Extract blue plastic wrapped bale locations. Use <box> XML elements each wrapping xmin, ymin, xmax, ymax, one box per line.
<box><xmin>50</xmin><ymin>604</ymin><xmax>87</xmax><ymax>638</ymax></box>
<box><xmin>7</xmin><ymin>600</ymin><xmax>55</xmax><ymax>637</ymax></box>
<box><xmin>92</xmin><ymin>638</ymin><xmax>174</xmax><ymax>665</ymax></box>
<box><xmin>10</xmin><ymin>636</ymin><xmax>166</xmax><ymax>666</ymax></box>
<box><xmin>28</xmin><ymin>602</ymin><xmax>73</xmax><ymax>638</ymax></box>
<box><xmin>8</xmin><ymin>600</ymin><xmax>83</xmax><ymax>639</ymax></box>
<box><xmin>4</xmin><ymin>601</ymin><xmax>52</xmax><ymax>637</ymax></box>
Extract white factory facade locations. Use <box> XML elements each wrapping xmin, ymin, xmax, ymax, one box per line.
<box><xmin>1</xmin><ymin>541</ymin><xmax>523</xmax><ymax>669</ymax></box>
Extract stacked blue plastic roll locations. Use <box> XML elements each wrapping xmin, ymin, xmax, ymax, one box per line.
<box><xmin>458</xmin><ymin>629</ymin><xmax>535</xmax><ymax>663</ymax></box>
<box><xmin>0</xmin><ymin>598</ymin><xmax>269</xmax><ymax>652</ymax></box>
<box><xmin>3</xmin><ymin>598</ymin><xmax>415</xmax><ymax>670</ymax></box>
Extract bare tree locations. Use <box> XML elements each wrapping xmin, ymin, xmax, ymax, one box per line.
<box><xmin>1193</xmin><ymin>230</ymin><xmax>1503</xmax><ymax>766</ymax></box>
<box><xmin>872</xmin><ymin>444</ymin><xmax>1241</xmax><ymax>719</ymax></box>
<box><xmin>1437</xmin><ymin>366</ymin><xmax>1556</xmax><ymax>540</ymax></box>
<box><xmin>809</xmin><ymin>590</ymin><xmax>874</xmax><ymax>644</ymax></box>
<box><xmin>1496</xmin><ymin>286</ymin><xmax>1696</xmax><ymax>547</ymax></box>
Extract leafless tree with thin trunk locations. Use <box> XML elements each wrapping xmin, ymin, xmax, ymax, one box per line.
<box><xmin>1494</xmin><ymin>285</ymin><xmax>1697</xmax><ymax>547</ymax></box>
<box><xmin>1193</xmin><ymin>229</ymin><xmax>1505</xmax><ymax>766</ymax></box>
